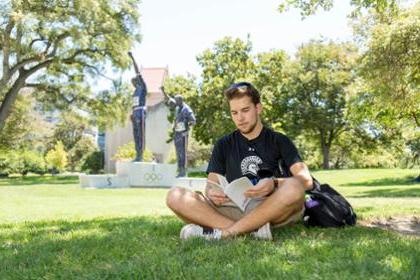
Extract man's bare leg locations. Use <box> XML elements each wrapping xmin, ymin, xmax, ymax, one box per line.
<box><xmin>222</xmin><ymin>177</ymin><xmax>305</xmax><ymax>238</ymax></box>
<box><xmin>166</xmin><ymin>187</ymin><xmax>235</xmax><ymax>229</ymax></box>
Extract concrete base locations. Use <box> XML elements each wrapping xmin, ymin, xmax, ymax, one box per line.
<box><xmin>79</xmin><ymin>161</ymin><xmax>177</xmax><ymax>188</ymax></box>
<box><xmin>79</xmin><ymin>174</ymin><xmax>129</xmax><ymax>188</ymax></box>
<box><xmin>128</xmin><ymin>162</ymin><xmax>177</xmax><ymax>187</ymax></box>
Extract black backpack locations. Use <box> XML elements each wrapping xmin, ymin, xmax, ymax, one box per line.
<box><xmin>303</xmin><ymin>179</ymin><xmax>357</xmax><ymax>227</ymax></box>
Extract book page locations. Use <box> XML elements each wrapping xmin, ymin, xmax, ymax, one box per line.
<box><xmin>224</xmin><ymin>177</ymin><xmax>254</xmax><ymax>212</ymax></box>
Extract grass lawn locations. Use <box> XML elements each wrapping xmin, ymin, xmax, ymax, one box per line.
<box><xmin>0</xmin><ymin>169</ymin><xmax>419</xmax><ymax>279</ymax></box>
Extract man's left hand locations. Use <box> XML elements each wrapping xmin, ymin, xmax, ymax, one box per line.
<box><xmin>244</xmin><ymin>178</ymin><xmax>275</xmax><ymax>199</ymax></box>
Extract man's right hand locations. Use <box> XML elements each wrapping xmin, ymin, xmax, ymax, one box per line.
<box><xmin>207</xmin><ymin>187</ymin><xmax>231</xmax><ymax>206</ymax></box>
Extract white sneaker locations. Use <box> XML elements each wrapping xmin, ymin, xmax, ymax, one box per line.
<box><xmin>180</xmin><ymin>224</ymin><xmax>222</xmax><ymax>240</ymax></box>
<box><xmin>251</xmin><ymin>223</ymin><xmax>272</xmax><ymax>240</ymax></box>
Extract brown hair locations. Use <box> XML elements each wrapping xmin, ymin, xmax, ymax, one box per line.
<box><xmin>224</xmin><ymin>82</ymin><xmax>261</xmax><ymax>105</ymax></box>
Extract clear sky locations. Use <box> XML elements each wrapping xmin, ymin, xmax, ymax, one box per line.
<box><xmin>130</xmin><ymin>0</ymin><xmax>354</xmax><ymax>77</ymax></box>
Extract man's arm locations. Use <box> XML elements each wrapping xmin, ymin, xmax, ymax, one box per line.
<box><xmin>289</xmin><ymin>162</ymin><xmax>313</xmax><ymax>190</ymax></box>
<box><xmin>244</xmin><ymin>162</ymin><xmax>313</xmax><ymax>198</ymax></box>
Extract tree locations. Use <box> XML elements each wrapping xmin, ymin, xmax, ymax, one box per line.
<box><xmin>0</xmin><ymin>0</ymin><xmax>141</xmax><ymax>131</ymax></box>
<box><xmin>52</xmin><ymin>110</ymin><xmax>88</xmax><ymax>151</ymax></box>
<box><xmin>278</xmin><ymin>0</ymin><xmax>399</xmax><ymax>17</ymax></box>
<box><xmin>359</xmin><ymin>3</ymin><xmax>420</xmax><ymax>127</ymax></box>
<box><xmin>45</xmin><ymin>141</ymin><xmax>68</xmax><ymax>173</ymax></box>
<box><xmin>192</xmin><ymin>36</ymin><xmax>255</xmax><ymax>145</ymax></box>
<box><xmin>275</xmin><ymin>40</ymin><xmax>358</xmax><ymax>169</ymax></box>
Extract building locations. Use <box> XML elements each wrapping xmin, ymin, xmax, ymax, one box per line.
<box><xmin>104</xmin><ymin>67</ymin><xmax>173</xmax><ymax>173</ymax></box>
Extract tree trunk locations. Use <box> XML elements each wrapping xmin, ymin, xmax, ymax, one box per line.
<box><xmin>322</xmin><ymin>143</ymin><xmax>330</xmax><ymax>169</ymax></box>
<box><xmin>0</xmin><ymin>77</ymin><xmax>27</xmax><ymax>131</ymax></box>
<box><xmin>319</xmin><ymin>129</ymin><xmax>330</xmax><ymax>169</ymax></box>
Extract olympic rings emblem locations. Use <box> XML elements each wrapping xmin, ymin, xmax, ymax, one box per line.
<box><xmin>144</xmin><ymin>172</ymin><xmax>163</xmax><ymax>182</ymax></box>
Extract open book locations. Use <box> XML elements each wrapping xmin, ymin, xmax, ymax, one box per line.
<box><xmin>208</xmin><ymin>174</ymin><xmax>255</xmax><ymax>212</ymax></box>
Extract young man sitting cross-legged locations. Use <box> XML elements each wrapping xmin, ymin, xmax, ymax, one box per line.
<box><xmin>166</xmin><ymin>82</ymin><xmax>314</xmax><ymax>240</ymax></box>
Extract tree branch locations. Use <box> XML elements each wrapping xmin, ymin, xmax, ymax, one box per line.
<box><xmin>2</xmin><ymin>19</ymin><xmax>15</xmax><ymax>80</ymax></box>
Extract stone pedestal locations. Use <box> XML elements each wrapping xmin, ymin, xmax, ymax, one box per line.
<box><xmin>79</xmin><ymin>174</ymin><xmax>129</xmax><ymax>188</ymax></box>
<box><xmin>79</xmin><ymin>161</ymin><xmax>177</xmax><ymax>188</ymax></box>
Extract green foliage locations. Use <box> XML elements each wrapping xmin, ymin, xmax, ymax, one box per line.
<box><xmin>68</xmin><ymin>135</ymin><xmax>98</xmax><ymax>171</ymax></box>
<box><xmin>276</xmin><ymin>40</ymin><xmax>359</xmax><ymax>168</ymax></box>
<box><xmin>81</xmin><ymin>151</ymin><xmax>104</xmax><ymax>174</ymax></box>
<box><xmin>112</xmin><ymin>142</ymin><xmax>154</xmax><ymax>162</ymax></box>
<box><xmin>52</xmin><ymin>111</ymin><xmax>89</xmax><ymax>151</ymax></box>
<box><xmin>0</xmin><ymin>149</ymin><xmax>46</xmax><ymax>176</ymax></box>
<box><xmin>192</xmin><ymin>36</ymin><xmax>255</xmax><ymax>144</ymax></box>
<box><xmin>0</xmin><ymin>0</ymin><xmax>141</xmax><ymax>131</ymax></box>
<box><xmin>278</xmin><ymin>0</ymin><xmax>399</xmax><ymax>18</ymax></box>
<box><xmin>45</xmin><ymin>141</ymin><xmax>68</xmax><ymax>173</ymax></box>
<box><xmin>359</xmin><ymin>3</ymin><xmax>420</xmax><ymax>127</ymax></box>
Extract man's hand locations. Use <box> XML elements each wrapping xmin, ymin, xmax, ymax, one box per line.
<box><xmin>207</xmin><ymin>187</ymin><xmax>231</xmax><ymax>206</ymax></box>
<box><xmin>244</xmin><ymin>178</ymin><xmax>275</xmax><ymax>199</ymax></box>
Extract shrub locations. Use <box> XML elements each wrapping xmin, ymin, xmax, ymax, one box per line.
<box><xmin>45</xmin><ymin>142</ymin><xmax>68</xmax><ymax>173</ymax></box>
<box><xmin>81</xmin><ymin>151</ymin><xmax>104</xmax><ymax>174</ymax></box>
<box><xmin>112</xmin><ymin>142</ymin><xmax>154</xmax><ymax>162</ymax></box>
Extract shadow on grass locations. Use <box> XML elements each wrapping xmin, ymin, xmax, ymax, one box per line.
<box><xmin>0</xmin><ymin>216</ymin><xmax>419</xmax><ymax>279</ymax></box>
<box><xmin>343</xmin><ymin>176</ymin><xmax>419</xmax><ymax>187</ymax></box>
<box><xmin>348</xmin><ymin>187</ymin><xmax>420</xmax><ymax>198</ymax></box>
<box><xmin>0</xmin><ymin>175</ymin><xmax>79</xmax><ymax>186</ymax></box>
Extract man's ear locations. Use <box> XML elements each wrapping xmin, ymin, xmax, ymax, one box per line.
<box><xmin>256</xmin><ymin>103</ymin><xmax>262</xmax><ymax>114</ymax></box>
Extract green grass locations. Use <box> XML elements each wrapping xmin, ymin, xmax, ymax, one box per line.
<box><xmin>0</xmin><ymin>169</ymin><xmax>419</xmax><ymax>279</ymax></box>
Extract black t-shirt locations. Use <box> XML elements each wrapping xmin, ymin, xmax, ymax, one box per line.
<box><xmin>206</xmin><ymin>127</ymin><xmax>302</xmax><ymax>183</ymax></box>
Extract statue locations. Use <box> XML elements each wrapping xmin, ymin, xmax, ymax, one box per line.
<box><xmin>161</xmin><ymin>86</ymin><xmax>196</xmax><ymax>177</ymax></box>
<box><xmin>128</xmin><ymin>52</ymin><xmax>147</xmax><ymax>162</ymax></box>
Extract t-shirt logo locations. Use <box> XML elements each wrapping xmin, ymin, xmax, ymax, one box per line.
<box><xmin>240</xmin><ymin>156</ymin><xmax>262</xmax><ymax>176</ymax></box>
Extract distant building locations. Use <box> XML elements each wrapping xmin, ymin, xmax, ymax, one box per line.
<box><xmin>104</xmin><ymin>67</ymin><xmax>173</xmax><ymax>173</ymax></box>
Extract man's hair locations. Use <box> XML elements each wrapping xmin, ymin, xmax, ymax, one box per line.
<box><xmin>224</xmin><ymin>82</ymin><xmax>261</xmax><ymax>105</ymax></box>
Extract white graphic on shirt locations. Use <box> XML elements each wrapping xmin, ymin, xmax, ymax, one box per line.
<box><xmin>240</xmin><ymin>156</ymin><xmax>262</xmax><ymax>176</ymax></box>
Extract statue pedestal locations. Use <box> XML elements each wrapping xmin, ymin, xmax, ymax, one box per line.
<box><xmin>79</xmin><ymin>161</ymin><xmax>177</xmax><ymax>188</ymax></box>
<box><xmin>79</xmin><ymin>174</ymin><xmax>129</xmax><ymax>188</ymax></box>
<box><xmin>173</xmin><ymin>177</ymin><xmax>207</xmax><ymax>191</ymax></box>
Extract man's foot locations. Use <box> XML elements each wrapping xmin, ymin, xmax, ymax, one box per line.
<box><xmin>180</xmin><ymin>224</ymin><xmax>222</xmax><ymax>240</ymax></box>
<box><xmin>250</xmin><ymin>223</ymin><xmax>272</xmax><ymax>240</ymax></box>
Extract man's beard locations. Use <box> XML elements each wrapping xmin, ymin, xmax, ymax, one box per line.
<box><xmin>239</xmin><ymin>119</ymin><xmax>258</xmax><ymax>135</ymax></box>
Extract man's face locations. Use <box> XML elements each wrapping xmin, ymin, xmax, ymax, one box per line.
<box><xmin>229</xmin><ymin>96</ymin><xmax>262</xmax><ymax>135</ymax></box>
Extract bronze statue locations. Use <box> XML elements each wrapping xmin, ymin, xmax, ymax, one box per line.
<box><xmin>161</xmin><ymin>86</ymin><xmax>196</xmax><ymax>177</ymax></box>
<box><xmin>128</xmin><ymin>52</ymin><xmax>147</xmax><ymax>162</ymax></box>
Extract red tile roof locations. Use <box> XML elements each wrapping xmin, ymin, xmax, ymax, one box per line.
<box><xmin>140</xmin><ymin>67</ymin><xmax>168</xmax><ymax>107</ymax></box>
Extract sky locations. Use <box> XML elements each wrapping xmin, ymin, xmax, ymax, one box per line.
<box><xmin>130</xmin><ymin>0</ymin><xmax>354</xmax><ymax>77</ymax></box>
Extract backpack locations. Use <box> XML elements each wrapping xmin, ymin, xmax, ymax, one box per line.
<box><xmin>303</xmin><ymin>179</ymin><xmax>357</xmax><ymax>227</ymax></box>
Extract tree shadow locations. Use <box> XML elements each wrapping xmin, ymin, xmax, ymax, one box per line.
<box><xmin>0</xmin><ymin>176</ymin><xmax>79</xmax><ymax>186</ymax></box>
<box><xmin>348</xmin><ymin>187</ymin><xmax>420</xmax><ymax>198</ymax></box>
<box><xmin>1</xmin><ymin>216</ymin><xmax>419</xmax><ymax>279</ymax></box>
<box><xmin>343</xmin><ymin>176</ymin><xmax>419</xmax><ymax>187</ymax></box>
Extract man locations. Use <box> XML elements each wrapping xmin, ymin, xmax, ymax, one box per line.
<box><xmin>166</xmin><ymin>82</ymin><xmax>313</xmax><ymax>240</ymax></box>
<box><xmin>161</xmin><ymin>87</ymin><xmax>196</xmax><ymax>177</ymax></box>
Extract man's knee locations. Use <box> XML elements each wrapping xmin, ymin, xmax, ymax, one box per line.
<box><xmin>276</xmin><ymin>178</ymin><xmax>305</xmax><ymax>207</ymax></box>
<box><xmin>166</xmin><ymin>186</ymin><xmax>186</xmax><ymax>211</ymax></box>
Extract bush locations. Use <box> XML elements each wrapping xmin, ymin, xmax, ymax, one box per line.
<box><xmin>45</xmin><ymin>142</ymin><xmax>68</xmax><ymax>173</ymax></box>
<box><xmin>0</xmin><ymin>149</ymin><xmax>46</xmax><ymax>176</ymax></box>
<box><xmin>81</xmin><ymin>151</ymin><xmax>104</xmax><ymax>174</ymax></box>
<box><xmin>112</xmin><ymin>142</ymin><xmax>154</xmax><ymax>162</ymax></box>
<box><xmin>68</xmin><ymin>136</ymin><xmax>98</xmax><ymax>171</ymax></box>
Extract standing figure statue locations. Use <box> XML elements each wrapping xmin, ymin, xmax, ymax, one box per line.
<box><xmin>161</xmin><ymin>86</ymin><xmax>196</xmax><ymax>177</ymax></box>
<box><xmin>128</xmin><ymin>52</ymin><xmax>147</xmax><ymax>162</ymax></box>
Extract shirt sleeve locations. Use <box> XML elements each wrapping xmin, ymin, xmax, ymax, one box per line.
<box><xmin>278</xmin><ymin>134</ymin><xmax>302</xmax><ymax>169</ymax></box>
<box><xmin>206</xmin><ymin>139</ymin><xmax>226</xmax><ymax>175</ymax></box>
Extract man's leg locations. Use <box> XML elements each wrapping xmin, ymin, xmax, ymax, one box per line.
<box><xmin>166</xmin><ymin>187</ymin><xmax>235</xmax><ymax>229</ymax></box>
<box><xmin>222</xmin><ymin>177</ymin><xmax>305</xmax><ymax>238</ymax></box>
<box><xmin>174</xmin><ymin>133</ymin><xmax>186</xmax><ymax>177</ymax></box>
